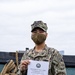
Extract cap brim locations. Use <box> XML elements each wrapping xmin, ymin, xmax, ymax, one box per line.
<box><xmin>31</xmin><ymin>26</ymin><xmax>46</xmax><ymax>32</ymax></box>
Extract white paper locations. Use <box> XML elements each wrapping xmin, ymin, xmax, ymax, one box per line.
<box><xmin>27</xmin><ymin>60</ymin><xmax>49</xmax><ymax>75</ymax></box>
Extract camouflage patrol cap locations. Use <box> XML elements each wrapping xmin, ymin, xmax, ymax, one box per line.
<box><xmin>31</xmin><ymin>21</ymin><xmax>48</xmax><ymax>32</ymax></box>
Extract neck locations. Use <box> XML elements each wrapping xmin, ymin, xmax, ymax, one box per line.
<box><xmin>35</xmin><ymin>42</ymin><xmax>45</xmax><ymax>52</ymax></box>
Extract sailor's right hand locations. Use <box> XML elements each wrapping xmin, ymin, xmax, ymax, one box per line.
<box><xmin>20</xmin><ymin>60</ymin><xmax>30</xmax><ymax>71</ymax></box>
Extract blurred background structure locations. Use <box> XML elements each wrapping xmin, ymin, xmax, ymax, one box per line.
<box><xmin>0</xmin><ymin>51</ymin><xmax>75</xmax><ymax>75</ymax></box>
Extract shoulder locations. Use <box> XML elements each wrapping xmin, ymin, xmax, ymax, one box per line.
<box><xmin>21</xmin><ymin>49</ymin><xmax>34</xmax><ymax>60</ymax></box>
<box><xmin>48</xmin><ymin>47</ymin><xmax>64</xmax><ymax>64</ymax></box>
<box><xmin>47</xmin><ymin>46</ymin><xmax>62</xmax><ymax>58</ymax></box>
<box><xmin>47</xmin><ymin>46</ymin><xmax>59</xmax><ymax>54</ymax></box>
<box><xmin>24</xmin><ymin>48</ymin><xmax>34</xmax><ymax>55</ymax></box>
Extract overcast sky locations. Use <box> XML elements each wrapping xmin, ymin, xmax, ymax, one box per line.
<box><xmin>0</xmin><ymin>0</ymin><xmax>75</xmax><ymax>55</ymax></box>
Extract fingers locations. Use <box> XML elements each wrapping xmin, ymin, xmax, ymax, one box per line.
<box><xmin>21</xmin><ymin>60</ymin><xmax>30</xmax><ymax>65</ymax></box>
<box><xmin>20</xmin><ymin>60</ymin><xmax>30</xmax><ymax>71</ymax></box>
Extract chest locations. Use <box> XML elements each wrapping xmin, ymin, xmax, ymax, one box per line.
<box><xmin>27</xmin><ymin>50</ymin><xmax>53</xmax><ymax>62</ymax></box>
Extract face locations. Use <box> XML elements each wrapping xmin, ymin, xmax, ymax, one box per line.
<box><xmin>31</xmin><ymin>28</ymin><xmax>47</xmax><ymax>45</ymax></box>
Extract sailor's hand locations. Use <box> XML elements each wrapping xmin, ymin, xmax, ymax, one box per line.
<box><xmin>20</xmin><ymin>60</ymin><xmax>30</xmax><ymax>71</ymax></box>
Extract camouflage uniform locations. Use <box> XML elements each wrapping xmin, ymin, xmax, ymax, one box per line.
<box><xmin>18</xmin><ymin>21</ymin><xmax>66</xmax><ymax>75</ymax></box>
<box><xmin>19</xmin><ymin>45</ymin><xmax>66</xmax><ymax>75</ymax></box>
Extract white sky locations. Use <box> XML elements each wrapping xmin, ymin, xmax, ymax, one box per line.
<box><xmin>0</xmin><ymin>0</ymin><xmax>75</xmax><ymax>55</ymax></box>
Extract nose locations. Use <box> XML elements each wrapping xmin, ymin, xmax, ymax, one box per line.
<box><xmin>36</xmin><ymin>30</ymin><xmax>40</xmax><ymax>33</ymax></box>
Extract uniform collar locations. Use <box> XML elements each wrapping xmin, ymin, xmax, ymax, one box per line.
<box><xmin>33</xmin><ymin>44</ymin><xmax>48</xmax><ymax>51</ymax></box>
<box><xmin>28</xmin><ymin>44</ymin><xmax>49</xmax><ymax>58</ymax></box>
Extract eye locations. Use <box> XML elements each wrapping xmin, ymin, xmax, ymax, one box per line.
<box><xmin>39</xmin><ymin>30</ymin><xmax>44</xmax><ymax>33</ymax></box>
<box><xmin>33</xmin><ymin>31</ymin><xmax>37</xmax><ymax>33</ymax></box>
<box><xmin>32</xmin><ymin>28</ymin><xmax>45</xmax><ymax>33</ymax></box>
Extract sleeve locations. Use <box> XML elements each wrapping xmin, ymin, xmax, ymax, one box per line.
<box><xmin>17</xmin><ymin>52</ymin><xmax>28</xmax><ymax>75</ymax></box>
<box><xmin>51</xmin><ymin>50</ymin><xmax>67</xmax><ymax>75</ymax></box>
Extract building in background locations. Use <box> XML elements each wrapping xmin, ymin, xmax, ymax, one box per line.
<box><xmin>0</xmin><ymin>51</ymin><xmax>75</xmax><ymax>75</ymax></box>
<box><xmin>59</xmin><ymin>50</ymin><xmax>64</xmax><ymax>55</ymax></box>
